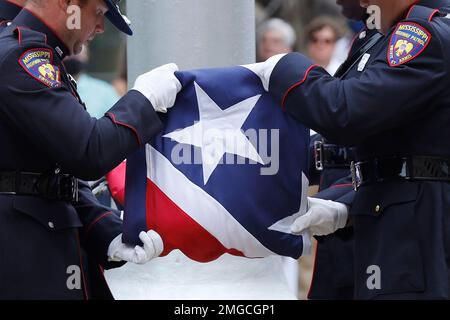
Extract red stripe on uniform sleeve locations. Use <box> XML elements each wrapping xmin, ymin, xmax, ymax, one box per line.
<box><xmin>281</xmin><ymin>65</ymin><xmax>319</xmax><ymax>111</ymax></box>
<box><xmin>86</xmin><ymin>211</ymin><xmax>113</xmax><ymax>234</ymax></box>
<box><xmin>106</xmin><ymin>112</ymin><xmax>143</xmax><ymax>147</ymax></box>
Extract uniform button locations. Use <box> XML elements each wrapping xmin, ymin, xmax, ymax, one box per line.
<box><xmin>48</xmin><ymin>222</ymin><xmax>55</xmax><ymax>229</ymax></box>
<box><xmin>374</xmin><ymin>205</ymin><xmax>381</xmax><ymax>214</ymax></box>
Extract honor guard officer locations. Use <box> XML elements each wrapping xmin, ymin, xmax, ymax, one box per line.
<box><xmin>0</xmin><ymin>0</ymin><xmax>181</xmax><ymax>299</ymax></box>
<box><xmin>0</xmin><ymin>0</ymin><xmax>24</xmax><ymax>27</ymax></box>
<box><xmin>308</xmin><ymin>0</ymin><xmax>450</xmax><ymax>300</ymax></box>
<box><xmin>307</xmin><ymin>0</ymin><xmax>384</xmax><ymax>300</ymax></box>
<box><xmin>250</xmin><ymin>0</ymin><xmax>450</xmax><ymax>299</ymax></box>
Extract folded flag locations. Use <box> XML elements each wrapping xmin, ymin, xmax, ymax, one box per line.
<box><xmin>123</xmin><ymin>66</ymin><xmax>311</xmax><ymax>262</ymax></box>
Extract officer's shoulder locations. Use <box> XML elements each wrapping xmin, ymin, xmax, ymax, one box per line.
<box><xmin>386</xmin><ymin>5</ymin><xmax>449</xmax><ymax>67</ymax></box>
<box><xmin>400</xmin><ymin>4</ymin><xmax>450</xmax><ymax>37</ymax></box>
<box><xmin>0</xmin><ymin>25</ymin><xmax>53</xmax><ymax>65</ymax></box>
<box><xmin>0</xmin><ymin>26</ymin><xmax>63</xmax><ymax>89</ymax></box>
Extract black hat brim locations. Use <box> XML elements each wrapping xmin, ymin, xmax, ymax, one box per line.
<box><xmin>105</xmin><ymin>0</ymin><xmax>133</xmax><ymax>36</ymax></box>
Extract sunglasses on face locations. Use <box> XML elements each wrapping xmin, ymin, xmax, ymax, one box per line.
<box><xmin>309</xmin><ymin>37</ymin><xmax>336</xmax><ymax>45</ymax></box>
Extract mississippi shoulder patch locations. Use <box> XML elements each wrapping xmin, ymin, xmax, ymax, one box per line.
<box><xmin>19</xmin><ymin>49</ymin><xmax>62</xmax><ymax>88</ymax></box>
<box><xmin>387</xmin><ymin>22</ymin><xmax>431</xmax><ymax>67</ymax></box>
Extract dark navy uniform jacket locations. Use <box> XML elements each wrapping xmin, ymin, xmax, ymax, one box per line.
<box><xmin>308</xmin><ymin>28</ymin><xmax>384</xmax><ymax>300</ymax></box>
<box><xmin>0</xmin><ymin>0</ymin><xmax>21</xmax><ymax>27</ymax></box>
<box><xmin>0</xmin><ymin>10</ymin><xmax>162</xmax><ymax>299</ymax></box>
<box><xmin>269</xmin><ymin>0</ymin><xmax>450</xmax><ymax>299</ymax></box>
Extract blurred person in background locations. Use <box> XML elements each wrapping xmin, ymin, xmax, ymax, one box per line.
<box><xmin>305</xmin><ymin>16</ymin><xmax>343</xmax><ymax>74</ymax></box>
<box><xmin>257</xmin><ymin>18</ymin><xmax>297</xmax><ymax>62</ymax></box>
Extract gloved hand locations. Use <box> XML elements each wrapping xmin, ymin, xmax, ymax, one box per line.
<box><xmin>132</xmin><ymin>63</ymin><xmax>182</xmax><ymax>113</ymax></box>
<box><xmin>107</xmin><ymin>230</ymin><xmax>164</xmax><ymax>264</ymax></box>
<box><xmin>291</xmin><ymin>197</ymin><xmax>349</xmax><ymax>236</ymax></box>
<box><xmin>241</xmin><ymin>53</ymin><xmax>286</xmax><ymax>91</ymax></box>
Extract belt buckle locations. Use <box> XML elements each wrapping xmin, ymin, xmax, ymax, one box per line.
<box><xmin>350</xmin><ymin>161</ymin><xmax>362</xmax><ymax>191</ymax></box>
<box><xmin>314</xmin><ymin>140</ymin><xmax>324</xmax><ymax>171</ymax></box>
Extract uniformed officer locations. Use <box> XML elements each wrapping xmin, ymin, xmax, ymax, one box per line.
<box><xmin>309</xmin><ymin>0</ymin><xmax>450</xmax><ymax>300</ymax></box>
<box><xmin>307</xmin><ymin>0</ymin><xmax>384</xmax><ymax>300</ymax></box>
<box><xmin>249</xmin><ymin>0</ymin><xmax>450</xmax><ymax>299</ymax></box>
<box><xmin>0</xmin><ymin>0</ymin><xmax>181</xmax><ymax>299</ymax></box>
<box><xmin>0</xmin><ymin>0</ymin><xmax>24</xmax><ymax>27</ymax></box>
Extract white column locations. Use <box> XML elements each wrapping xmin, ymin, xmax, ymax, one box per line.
<box><xmin>126</xmin><ymin>0</ymin><xmax>256</xmax><ymax>79</ymax></box>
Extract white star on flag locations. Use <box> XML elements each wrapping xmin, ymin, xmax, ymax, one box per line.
<box><xmin>164</xmin><ymin>82</ymin><xmax>264</xmax><ymax>185</ymax></box>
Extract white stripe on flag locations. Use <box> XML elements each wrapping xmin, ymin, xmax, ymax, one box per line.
<box><xmin>146</xmin><ymin>144</ymin><xmax>275</xmax><ymax>258</ymax></box>
<box><xmin>267</xmin><ymin>173</ymin><xmax>312</xmax><ymax>256</ymax></box>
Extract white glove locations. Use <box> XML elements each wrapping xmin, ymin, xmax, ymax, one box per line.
<box><xmin>241</xmin><ymin>53</ymin><xmax>286</xmax><ymax>91</ymax></box>
<box><xmin>132</xmin><ymin>63</ymin><xmax>182</xmax><ymax>113</ymax></box>
<box><xmin>107</xmin><ymin>230</ymin><xmax>164</xmax><ymax>264</ymax></box>
<box><xmin>291</xmin><ymin>197</ymin><xmax>349</xmax><ymax>236</ymax></box>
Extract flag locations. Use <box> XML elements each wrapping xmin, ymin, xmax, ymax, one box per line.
<box><xmin>123</xmin><ymin>66</ymin><xmax>311</xmax><ymax>262</ymax></box>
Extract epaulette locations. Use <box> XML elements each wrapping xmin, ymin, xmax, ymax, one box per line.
<box><xmin>387</xmin><ymin>5</ymin><xmax>443</xmax><ymax>67</ymax></box>
<box><xmin>14</xmin><ymin>26</ymin><xmax>48</xmax><ymax>45</ymax></box>
<box><xmin>14</xmin><ymin>26</ymin><xmax>62</xmax><ymax>89</ymax></box>
<box><xmin>405</xmin><ymin>4</ymin><xmax>443</xmax><ymax>22</ymax></box>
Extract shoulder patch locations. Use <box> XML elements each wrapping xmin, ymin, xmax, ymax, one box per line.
<box><xmin>387</xmin><ymin>22</ymin><xmax>431</xmax><ymax>67</ymax></box>
<box><xmin>18</xmin><ymin>48</ymin><xmax>62</xmax><ymax>88</ymax></box>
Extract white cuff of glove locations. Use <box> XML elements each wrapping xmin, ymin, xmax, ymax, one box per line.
<box><xmin>290</xmin><ymin>197</ymin><xmax>349</xmax><ymax>236</ymax></box>
<box><xmin>335</xmin><ymin>202</ymin><xmax>349</xmax><ymax>231</ymax></box>
<box><xmin>107</xmin><ymin>230</ymin><xmax>164</xmax><ymax>264</ymax></box>
<box><xmin>132</xmin><ymin>63</ymin><xmax>182</xmax><ymax>113</ymax></box>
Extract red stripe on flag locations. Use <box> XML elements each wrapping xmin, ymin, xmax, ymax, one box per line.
<box><xmin>146</xmin><ymin>179</ymin><xmax>244</xmax><ymax>262</ymax></box>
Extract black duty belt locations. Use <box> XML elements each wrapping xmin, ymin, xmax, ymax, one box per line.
<box><xmin>0</xmin><ymin>170</ymin><xmax>79</xmax><ymax>202</ymax></box>
<box><xmin>314</xmin><ymin>140</ymin><xmax>355</xmax><ymax>171</ymax></box>
<box><xmin>351</xmin><ymin>156</ymin><xmax>450</xmax><ymax>191</ymax></box>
